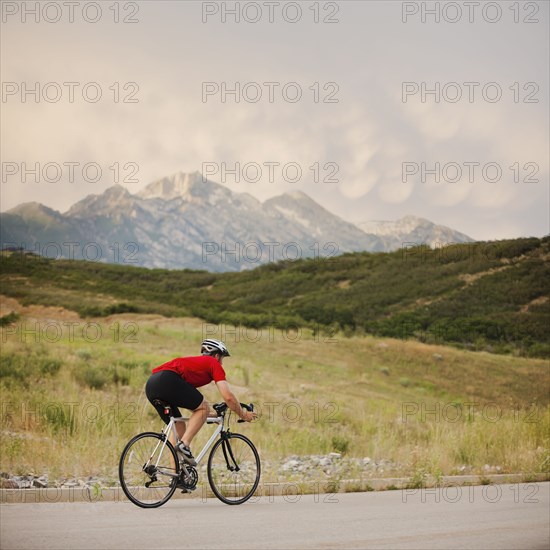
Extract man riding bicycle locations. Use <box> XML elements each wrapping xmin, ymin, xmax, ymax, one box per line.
<box><xmin>145</xmin><ymin>338</ymin><xmax>257</xmax><ymax>466</ymax></box>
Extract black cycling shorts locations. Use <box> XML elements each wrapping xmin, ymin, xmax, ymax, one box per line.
<box><xmin>145</xmin><ymin>370</ymin><xmax>204</xmax><ymax>424</ymax></box>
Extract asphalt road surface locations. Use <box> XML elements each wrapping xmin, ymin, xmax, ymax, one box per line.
<box><xmin>1</xmin><ymin>483</ymin><xmax>549</xmax><ymax>549</ymax></box>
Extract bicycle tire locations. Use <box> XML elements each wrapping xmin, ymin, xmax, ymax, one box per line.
<box><xmin>207</xmin><ymin>433</ymin><xmax>261</xmax><ymax>505</ymax></box>
<box><xmin>119</xmin><ymin>432</ymin><xmax>179</xmax><ymax>508</ymax></box>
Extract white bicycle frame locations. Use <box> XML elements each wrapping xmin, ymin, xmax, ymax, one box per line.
<box><xmin>148</xmin><ymin>414</ymin><xmax>225</xmax><ymax>478</ymax></box>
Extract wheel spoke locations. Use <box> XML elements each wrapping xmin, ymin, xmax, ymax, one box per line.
<box><xmin>208</xmin><ymin>434</ymin><xmax>260</xmax><ymax>504</ymax></box>
<box><xmin>119</xmin><ymin>433</ymin><xmax>179</xmax><ymax>508</ymax></box>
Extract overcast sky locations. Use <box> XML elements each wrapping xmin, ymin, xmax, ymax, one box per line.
<box><xmin>1</xmin><ymin>0</ymin><xmax>548</xmax><ymax>240</ymax></box>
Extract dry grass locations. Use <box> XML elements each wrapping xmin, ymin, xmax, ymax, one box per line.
<box><xmin>1</xmin><ymin>295</ymin><xmax>549</xmax><ymax>484</ymax></box>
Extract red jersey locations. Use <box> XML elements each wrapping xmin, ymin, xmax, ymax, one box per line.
<box><xmin>152</xmin><ymin>355</ymin><xmax>226</xmax><ymax>388</ymax></box>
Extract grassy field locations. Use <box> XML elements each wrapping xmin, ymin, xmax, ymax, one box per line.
<box><xmin>1</xmin><ymin>295</ymin><xmax>548</xmax><ymax>486</ymax></box>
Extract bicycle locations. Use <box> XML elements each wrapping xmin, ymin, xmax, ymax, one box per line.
<box><xmin>119</xmin><ymin>401</ymin><xmax>260</xmax><ymax>508</ymax></box>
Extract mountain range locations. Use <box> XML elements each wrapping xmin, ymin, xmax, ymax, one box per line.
<box><xmin>0</xmin><ymin>171</ymin><xmax>474</xmax><ymax>271</ymax></box>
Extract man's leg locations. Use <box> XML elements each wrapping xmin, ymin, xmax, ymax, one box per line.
<box><xmin>181</xmin><ymin>399</ymin><xmax>209</xmax><ymax>446</ymax></box>
<box><xmin>171</xmin><ymin>419</ymin><xmax>186</xmax><ymax>448</ymax></box>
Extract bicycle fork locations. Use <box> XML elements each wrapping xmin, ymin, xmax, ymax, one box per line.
<box><xmin>221</xmin><ymin>433</ymin><xmax>240</xmax><ymax>472</ymax></box>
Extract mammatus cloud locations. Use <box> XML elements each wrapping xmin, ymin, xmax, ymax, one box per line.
<box><xmin>1</xmin><ymin>1</ymin><xmax>548</xmax><ymax>241</ymax></box>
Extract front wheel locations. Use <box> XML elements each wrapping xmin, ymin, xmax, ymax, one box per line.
<box><xmin>207</xmin><ymin>433</ymin><xmax>261</xmax><ymax>505</ymax></box>
<box><xmin>119</xmin><ymin>432</ymin><xmax>179</xmax><ymax>508</ymax></box>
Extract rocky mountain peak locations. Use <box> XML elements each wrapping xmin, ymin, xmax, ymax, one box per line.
<box><xmin>65</xmin><ymin>185</ymin><xmax>133</xmax><ymax>218</ymax></box>
<box><xmin>138</xmin><ymin>171</ymin><xmax>200</xmax><ymax>200</ymax></box>
<box><xmin>137</xmin><ymin>171</ymin><xmax>232</xmax><ymax>206</ymax></box>
<box><xmin>357</xmin><ymin>216</ymin><xmax>474</xmax><ymax>248</ymax></box>
<box><xmin>9</xmin><ymin>201</ymin><xmax>54</xmax><ymax>216</ymax></box>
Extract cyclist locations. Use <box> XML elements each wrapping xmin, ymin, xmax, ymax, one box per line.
<box><xmin>145</xmin><ymin>338</ymin><xmax>257</xmax><ymax>466</ymax></box>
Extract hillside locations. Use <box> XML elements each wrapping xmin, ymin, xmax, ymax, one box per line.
<box><xmin>0</xmin><ymin>236</ymin><xmax>549</xmax><ymax>358</ymax></box>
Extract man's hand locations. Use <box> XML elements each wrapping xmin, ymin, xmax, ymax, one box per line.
<box><xmin>241</xmin><ymin>410</ymin><xmax>258</xmax><ymax>422</ymax></box>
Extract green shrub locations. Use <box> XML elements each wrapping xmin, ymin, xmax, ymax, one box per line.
<box><xmin>527</xmin><ymin>343</ymin><xmax>550</xmax><ymax>358</ymax></box>
<box><xmin>406</xmin><ymin>468</ymin><xmax>428</xmax><ymax>489</ymax></box>
<box><xmin>0</xmin><ymin>352</ymin><xmax>62</xmax><ymax>385</ymax></box>
<box><xmin>75</xmin><ymin>349</ymin><xmax>92</xmax><ymax>361</ymax></box>
<box><xmin>331</xmin><ymin>435</ymin><xmax>350</xmax><ymax>454</ymax></box>
<box><xmin>112</xmin><ymin>365</ymin><xmax>131</xmax><ymax>386</ymax></box>
<box><xmin>103</xmin><ymin>303</ymin><xmax>139</xmax><ymax>315</ymax></box>
<box><xmin>42</xmin><ymin>402</ymin><xmax>76</xmax><ymax>435</ymax></box>
<box><xmin>0</xmin><ymin>312</ymin><xmax>19</xmax><ymax>327</ymax></box>
<box><xmin>38</xmin><ymin>358</ymin><xmax>62</xmax><ymax>376</ymax></box>
<box><xmin>76</xmin><ymin>366</ymin><xmax>108</xmax><ymax>390</ymax></box>
<box><xmin>0</xmin><ymin>353</ymin><xmax>27</xmax><ymax>383</ymax></box>
<box><xmin>325</xmin><ymin>478</ymin><xmax>341</xmax><ymax>493</ymax></box>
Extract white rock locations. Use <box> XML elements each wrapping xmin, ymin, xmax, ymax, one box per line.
<box><xmin>282</xmin><ymin>459</ymin><xmax>301</xmax><ymax>471</ymax></box>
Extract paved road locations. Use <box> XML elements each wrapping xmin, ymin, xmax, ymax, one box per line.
<box><xmin>1</xmin><ymin>483</ymin><xmax>549</xmax><ymax>549</ymax></box>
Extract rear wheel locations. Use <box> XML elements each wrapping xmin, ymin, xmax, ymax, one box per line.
<box><xmin>119</xmin><ymin>432</ymin><xmax>179</xmax><ymax>508</ymax></box>
<box><xmin>207</xmin><ymin>433</ymin><xmax>261</xmax><ymax>505</ymax></box>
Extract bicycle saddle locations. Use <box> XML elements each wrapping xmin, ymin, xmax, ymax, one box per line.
<box><xmin>152</xmin><ymin>399</ymin><xmax>172</xmax><ymax>414</ymax></box>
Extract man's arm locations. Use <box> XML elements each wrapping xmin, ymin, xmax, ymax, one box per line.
<box><xmin>215</xmin><ymin>380</ymin><xmax>255</xmax><ymax>421</ymax></box>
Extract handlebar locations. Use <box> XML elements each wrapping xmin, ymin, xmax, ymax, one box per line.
<box><xmin>212</xmin><ymin>402</ymin><xmax>255</xmax><ymax>422</ymax></box>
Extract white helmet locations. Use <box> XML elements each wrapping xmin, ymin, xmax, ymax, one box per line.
<box><xmin>201</xmin><ymin>338</ymin><xmax>230</xmax><ymax>357</ymax></box>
